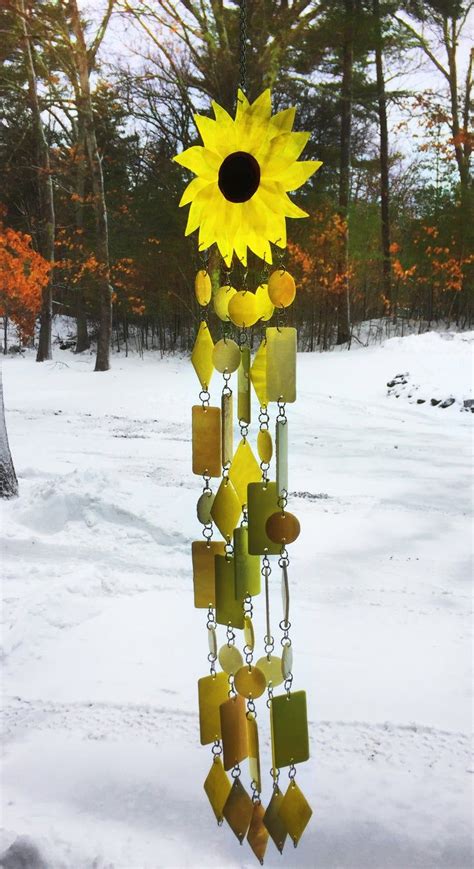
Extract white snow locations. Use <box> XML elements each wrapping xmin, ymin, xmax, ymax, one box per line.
<box><xmin>1</xmin><ymin>330</ymin><xmax>473</xmax><ymax>869</ymax></box>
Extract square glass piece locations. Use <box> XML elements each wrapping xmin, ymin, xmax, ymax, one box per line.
<box><xmin>203</xmin><ymin>757</ymin><xmax>232</xmax><ymax>824</ymax></box>
<box><xmin>197</xmin><ymin>672</ymin><xmax>229</xmax><ymax>745</ymax></box>
<box><xmin>279</xmin><ymin>781</ymin><xmax>313</xmax><ymax>846</ymax></box>
<box><xmin>191</xmin><ymin>321</ymin><xmax>214</xmax><ymax>389</ymax></box>
<box><xmin>270</xmin><ymin>690</ymin><xmax>309</xmax><ymax>768</ymax></box>
<box><xmin>211</xmin><ymin>477</ymin><xmax>242</xmax><ymax>540</ymax></box>
<box><xmin>192</xmin><ymin>540</ymin><xmax>225</xmax><ymax>608</ymax></box>
<box><xmin>228</xmin><ymin>439</ymin><xmax>261</xmax><ymax>507</ymax></box>
<box><xmin>220</xmin><ymin>694</ymin><xmax>248</xmax><ymax>770</ymax></box>
<box><xmin>223</xmin><ymin>777</ymin><xmax>253</xmax><ymax>844</ymax></box>
<box><xmin>266</xmin><ymin>327</ymin><xmax>296</xmax><ymax>403</ymax></box>
<box><xmin>247</xmin><ymin>482</ymin><xmax>280</xmax><ymax>555</ymax></box>
<box><xmin>215</xmin><ymin>554</ymin><xmax>244</xmax><ymax>629</ymax></box>
<box><xmin>192</xmin><ymin>405</ymin><xmax>221</xmax><ymax>477</ymax></box>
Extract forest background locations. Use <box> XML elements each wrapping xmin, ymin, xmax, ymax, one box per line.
<box><xmin>0</xmin><ymin>0</ymin><xmax>472</xmax><ymax>372</ymax></box>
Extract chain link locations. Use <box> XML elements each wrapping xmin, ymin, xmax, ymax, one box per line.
<box><xmin>238</xmin><ymin>0</ymin><xmax>247</xmax><ymax>95</ymax></box>
<box><xmin>199</xmin><ymin>388</ymin><xmax>210</xmax><ymax>408</ymax></box>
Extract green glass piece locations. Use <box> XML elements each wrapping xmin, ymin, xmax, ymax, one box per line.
<box><xmin>203</xmin><ymin>757</ymin><xmax>232</xmax><ymax>823</ymax></box>
<box><xmin>208</xmin><ymin>626</ymin><xmax>217</xmax><ymax>657</ymax></box>
<box><xmin>213</xmin><ymin>337</ymin><xmax>241</xmax><ymax>373</ymax></box>
<box><xmin>221</xmin><ymin>391</ymin><xmax>233</xmax><ymax>467</ymax></box>
<box><xmin>263</xmin><ymin>786</ymin><xmax>288</xmax><ymax>854</ymax></box>
<box><xmin>218</xmin><ymin>644</ymin><xmax>243</xmax><ymax>674</ymax></box>
<box><xmin>197</xmin><ymin>672</ymin><xmax>229</xmax><ymax>745</ymax></box>
<box><xmin>282</xmin><ymin>643</ymin><xmax>293</xmax><ymax>678</ymax></box>
<box><xmin>238</xmin><ymin>347</ymin><xmax>251</xmax><ymax>424</ymax></box>
<box><xmin>215</xmin><ymin>554</ymin><xmax>244</xmax><ymax>628</ymax></box>
<box><xmin>228</xmin><ymin>439</ymin><xmax>261</xmax><ymax>508</ymax></box>
<box><xmin>210</xmin><ymin>477</ymin><xmax>241</xmax><ymax>540</ymax></box>
<box><xmin>247</xmin><ymin>482</ymin><xmax>280</xmax><ymax>555</ymax></box>
<box><xmin>191</xmin><ymin>321</ymin><xmax>214</xmax><ymax>389</ymax></box>
<box><xmin>234</xmin><ymin>526</ymin><xmax>261</xmax><ymax>599</ymax></box>
<box><xmin>266</xmin><ymin>327</ymin><xmax>296</xmax><ymax>403</ymax></box>
<box><xmin>257</xmin><ymin>429</ymin><xmax>273</xmax><ymax>463</ymax></box>
<box><xmin>192</xmin><ymin>405</ymin><xmax>221</xmax><ymax>477</ymax></box>
<box><xmin>279</xmin><ymin>781</ymin><xmax>313</xmax><ymax>846</ymax></box>
<box><xmin>220</xmin><ymin>694</ymin><xmax>249</xmax><ymax>771</ymax></box>
<box><xmin>223</xmin><ymin>776</ymin><xmax>253</xmax><ymax>843</ymax></box>
<box><xmin>256</xmin><ymin>654</ymin><xmax>284</xmax><ymax>688</ymax></box>
<box><xmin>276</xmin><ymin>418</ymin><xmax>288</xmax><ymax>497</ymax></box>
<box><xmin>270</xmin><ymin>690</ymin><xmax>309</xmax><ymax>769</ymax></box>
<box><xmin>196</xmin><ymin>490</ymin><xmax>215</xmax><ymax>525</ymax></box>
<box><xmin>247</xmin><ymin>715</ymin><xmax>262</xmax><ymax>793</ymax></box>
<box><xmin>250</xmin><ymin>340</ymin><xmax>267</xmax><ymax>407</ymax></box>
<box><xmin>243</xmin><ymin>615</ymin><xmax>255</xmax><ymax>651</ymax></box>
<box><xmin>191</xmin><ymin>540</ymin><xmax>225</xmax><ymax>608</ymax></box>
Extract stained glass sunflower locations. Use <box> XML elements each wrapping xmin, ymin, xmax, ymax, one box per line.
<box><xmin>173</xmin><ymin>89</ymin><xmax>322</xmax><ymax>267</ymax></box>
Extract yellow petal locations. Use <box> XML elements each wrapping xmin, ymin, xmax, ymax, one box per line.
<box><xmin>212</xmin><ymin>100</ymin><xmax>234</xmax><ymax>126</ymax></box>
<box><xmin>259</xmin><ymin>131</ymin><xmax>311</xmax><ymax>175</ymax></box>
<box><xmin>278</xmin><ymin>160</ymin><xmax>322</xmax><ymax>191</ymax></box>
<box><xmin>281</xmin><ymin>190</ymin><xmax>309</xmax><ymax>219</ymax></box>
<box><xmin>185</xmin><ymin>184</ymin><xmax>219</xmax><ymax>236</ymax></box>
<box><xmin>270</xmin><ymin>107</ymin><xmax>296</xmax><ymax>134</ymax></box>
<box><xmin>173</xmin><ymin>145</ymin><xmax>221</xmax><ymax>180</ymax></box>
<box><xmin>235</xmin><ymin>89</ymin><xmax>250</xmax><ymax>121</ymax></box>
<box><xmin>179</xmin><ymin>176</ymin><xmax>212</xmax><ymax>207</ymax></box>
<box><xmin>248</xmin><ymin>89</ymin><xmax>272</xmax><ymax>120</ymax></box>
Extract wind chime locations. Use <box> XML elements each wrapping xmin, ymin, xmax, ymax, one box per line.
<box><xmin>173</xmin><ymin>3</ymin><xmax>321</xmax><ymax>862</ymax></box>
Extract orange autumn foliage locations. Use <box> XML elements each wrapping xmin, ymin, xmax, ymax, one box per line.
<box><xmin>0</xmin><ymin>219</ymin><xmax>50</xmax><ymax>341</ymax></box>
<box><xmin>288</xmin><ymin>212</ymin><xmax>352</xmax><ymax>298</ymax></box>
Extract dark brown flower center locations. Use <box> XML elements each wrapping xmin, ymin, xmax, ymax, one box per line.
<box><xmin>218</xmin><ymin>151</ymin><xmax>260</xmax><ymax>203</ymax></box>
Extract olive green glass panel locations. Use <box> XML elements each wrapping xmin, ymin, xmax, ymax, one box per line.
<box><xmin>238</xmin><ymin>347</ymin><xmax>251</xmax><ymax>424</ymax></box>
<box><xmin>249</xmin><ymin>339</ymin><xmax>267</xmax><ymax>407</ymax></box>
<box><xmin>263</xmin><ymin>786</ymin><xmax>288</xmax><ymax>854</ymax></box>
<box><xmin>279</xmin><ymin>782</ymin><xmax>313</xmax><ymax>846</ymax></box>
<box><xmin>223</xmin><ymin>777</ymin><xmax>253</xmax><ymax>844</ymax></box>
<box><xmin>210</xmin><ymin>477</ymin><xmax>241</xmax><ymax>540</ymax></box>
<box><xmin>247</xmin><ymin>715</ymin><xmax>262</xmax><ymax>792</ymax></box>
<box><xmin>192</xmin><ymin>540</ymin><xmax>225</xmax><ymax>608</ymax></box>
<box><xmin>234</xmin><ymin>526</ymin><xmax>261</xmax><ymax>599</ymax></box>
<box><xmin>276</xmin><ymin>418</ymin><xmax>288</xmax><ymax>496</ymax></box>
<box><xmin>228</xmin><ymin>439</ymin><xmax>261</xmax><ymax>507</ymax></box>
<box><xmin>247</xmin><ymin>801</ymin><xmax>269</xmax><ymax>864</ymax></box>
<box><xmin>215</xmin><ymin>554</ymin><xmax>244</xmax><ymax>628</ymax></box>
<box><xmin>266</xmin><ymin>327</ymin><xmax>297</xmax><ymax>403</ymax></box>
<box><xmin>270</xmin><ymin>690</ymin><xmax>309</xmax><ymax>768</ymax></box>
<box><xmin>220</xmin><ymin>694</ymin><xmax>248</xmax><ymax>770</ymax></box>
<box><xmin>203</xmin><ymin>757</ymin><xmax>232</xmax><ymax>823</ymax></box>
<box><xmin>257</xmin><ymin>429</ymin><xmax>273</xmax><ymax>463</ymax></box>
<box><xmin>191</xmin><ymin>321</ymin><xmax>214</xmax><ymax>389</ymax></box>
<box><xmin>197</xmin><ymin>672</ymin><xmax>229</xmax><ymax>745</ymax></box>
<box><xmin>221</xmin><ymin>392</ymin><xmax>233</xmax><ymax>467</ymax></box>
<box><xmin>247</xmin><ymin>482</ymin><xmax>280</xmax><ymax>555</ymax></box>
<box><xmin>192</xmin><ymin>405</ymin><xmax>221</xmax><ymax>477</ymax></box>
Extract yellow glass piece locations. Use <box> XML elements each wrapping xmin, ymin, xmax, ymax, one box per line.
<box><xmin>247</xmin><ymin>482</ymin><xmax>280</xmax><ymax>555</ymax></box>
<box><xmin>195</xmin><ymin>269</ymin><xmax>212</xmax><ymax>305</ymax></box>
<box><xmin>255</xmin><ymin>283</ymin><xmax>274</xmax><ymax>322</ymax></box>
<box><xmin>266</xmin><ymin>327</ymin><xmax>297</xmax><ymax>403</ymax></box>
<box><xmin>257</xmin><ymin>429</ymin><xmax>273</xmax><ymax>463</ymax></box>
<box><xmin>203</xmin><ymin>757</ymin><xmax>232</xmax><ymax>824</ymax></box>
<box><xmin>268</xmin><ymin>269</ymin><xmax>296</xmax><ymax>308</ymax></box>
<box><xmin>212</xmin><ymin>338</ymin><xmax>241</xmax><ymax>373</ymax></box>
<box><xmin>192</xmin><ymin>405</ymin><xmax>221</xmax><ymax>477</ymax></box>
<box><xmin>223</xmin><ymin>777</ymin><xmax>253</xmax><ymax>844</ymax></box>
<box><xmin>221</xmin><ymin>392</ymin><xmax>233</xmax><ymax>466</ymax></box>
<box><xmin>174</xmin><ymin>89</ymin><xmax>322</xmax><ymax>267</ymax></box>
<box><xmin>196</xmin><ymin>490</ymin><xmax>214</xmax><ymax>524</ymax></box>
<box><xmin>208</xmin><ymin>626</ymin><xmax>217</xmax><ymax>657</ymax></box>
<box><xmin>192</xmin><ymin>540</ymin><xmax>225</xmax><ymax>608</ymax></box>
<box><xmin>270</xmin><ymin>690</ymin><xmax>309</xmax><ymax>768</ymax></box>
<box><xmin>198</xmin><ymin>672</ymin><xmax>229</xmax><ymax>744</ymax></box>
<box><xmin>250</xmin><ymin>340</ymin><xmax>267</xmax><ymax>407</ymax></box>
<box><xmin>266</xmin><ymin>511</ymin><xmax>301</xmax><ymax>545</ymax></box>
<box><xmin>228</xmin><ymin>291</ymin><xmax>259</xmax><ymax>327</ymax></box>
<box><xmin>238</xmin><ymin>347</ymin><xmax>251</xmax><ymax>424</ymax></box>
<box><xmin>281</xmin><ymin>563</ymin><xmax>290</xmax><ymax>623</ymax></box>
<box><xmin>215</xmin><ymin>555</ymin><xmax>244</xmax><ymax>628</ymax></box>
<box><xmin>247</xmin><ymin>715</ymin><xmax>262</xmax><ymax>792</ymax></box>
<box><xmin>191</xmin><ymin>321</ymin><xmax>214</xmax><ymax>389</ymax></box>
<box><xmin>263</xmin><ymin>786</ymin><xmax>288</xmax><ymax>854</ymax></box>
<box><xmin>276</xmin><ymin>418</ymin><xmax>288</xmax><ymax>496</ymax></box>
<box><xmin>247</xmin><ymin>801</ymin><xmax>269</xmax><ymax>864</ymax></box>
<box><xmin>243</xmin><ymin>615</ymin><xmax>255</xmax><ymax>651</ymax></box>
<box><xmin>220</xmin><ymin>694</ymin><xmax>248</xmax><ymax>770</ymax></box>
<box><xmin>234</xmin><ymin>665</ymin><xmax>266</xmax><ymax>699</ymax></box>
<box><xmin>214</xmin><ymin>285</ymin><xmax>236</xmax><ymax>321</ymax></box>
<box><xmin>256</xmin><ymin>654</ymin><xmax>284</xmax><ymax>688</ymax></box>
<box><xmin>210</xmin><ymin>477</ymin><xmax>242</xmax><ymax>540</ymax></box>
<box><xmin>279</xmin><ymin>781</ymin><xmax>313</xmax><ymax>846</ymax></box>
<box><xmin>218</xmin><ymin>643</ymin><xmax>243</xmax><ymax>674</ymax></box>
<box><xmin>282</xmin><ymin>643</ymin><xmax>293</xmax><ymax>679</ymax></box>
<box><xmin>228</xmin><ymin>439</ymin><xmax>261</xmax><ymax>507</ymax></box>
<box><xmin>234</xmin><ymin>526</ymin><xmax>261</xmax><ymax>599</ymax></box>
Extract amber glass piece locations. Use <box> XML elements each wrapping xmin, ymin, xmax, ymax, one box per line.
<box><xmin>191</xmin><ymin>322</ymin><xmax>214</xmax><ymax>389</ymax></box>
<box><xmin>266</xmin><ymin>511</ymin><xmax>301</xmax><ymax>545</ymax></box>
<box><xmin>234</xmin><ymin>526</ymin><xmax>261</xmax><ymax>599</ymax></box>
<box><xmin>263</xmin><ymin>786</ymin><xmax>288</xmax><ymax>853</ymax></box>
<box><xmin>196</xmin><ymin>490</ymin><xmax>214</xmax><ymax>525</ymax></box>
<box><xmin>247</xmin><ymin>482</ymin><xmax>280</xmax><ymax>555</ymax></box>
<box><xmin>256</xmin><ymin>654</ymin><xmax>284</xmax><ymax>688</ymax></box>
<box><xmin>223</xmin><ymin>777</ymin><xmax>253</xmax><ymax>843</ymax></box>
<box><xmin>195</xmin><ymin>269</ymin><xmax>212</xmax><ymax>306</ymax></box>
<box><xmin>279</xmin><ymin>782</ymin><xmax>313</xmax><ymax>846</ymax></box>
<box><xmin>215</xmin><ymin>554</ymin><xmax>244</xmax><ymax>629</ymax></box>
<box><xmin>213</xmin><ymin>338</ymin><xmax>241</xmax><ymax>373</ymax></box>
<box><xmin>247</xmin><ymin>801</ymin><xmax>269</xmax><ymax>864</ymax></box>
<box><xmin>228</xmin><ymin>290</ymin><xmax>259</xmax><ymax>327</ymax></box>
<box><xmin>267</xmin><ymin>269</ymin><xmax>296</xmax><ymax>308</ymax></box>
<box><xmin>221</xmin><ymin>392</ymin><xmax>233</xmax><ymax>466</ymax></box>
<box><xmin>282</xmin><ymin>644</ymin><xmax>293</xmax><ymax>679</ymax></box>
<box><xmin>204</xmin><ymin>757</ymin><xmax>232</xmax><ymax>823</ymax></box>
<box><xmin>214</xmin><ymin>285</ymin><xmax>237</xmax><ymax>321</ymax></box>
<box><xmin>220</xmin><ymin>694</ymin><xmax>248</xmax><ymax>770</ymax></box>
<box><xmin>218</xmin><ymin>644</ymin><xmax>243</xmax><ymax>674</ymax></box>
<box><xmin>234</xmin><ymin>665</ymin><xmax>266</xmax><ymax>699</ymax></box>
<box><xmin>243</xmin><ymin>615</ymin><xmax>255</xmax><ymax>651</ymax></box>
<box><xmin>238</xmin><ymin>347</ymin><xmax>251</xmax><ymax>424</ymax></box>
<box><xmin>192</xmin><ymin>540</ymin><xmax>225</xmax><ymax>608</ymax></box>
<box><xmin>192</xmin><ymin>405</ymin><xmax>221</xmax><ymax>477</ymax></box>
<box><xmin>276</xmin><ymin>419</ymin><xmax>288</xmax><ymax>496</ymax></box>
<box><xmin>228</xmin><ymin>439</ymin><xmax>261</xmax><ymax>507</ymax></box>
<box><xmin>198</xmin><ymin>672</ymin><xmax>229</xmax><ymax>745</ymax></box>
<box><xmin>255</xmin><ymin>282</ymin><xmax>274</xmax><ymax>322</ymax></box>
<box><xmin>266</xmin><ymin>327</ymin><xmax>296</xmax><ymax>403</ymax></box>
<box><xmin>257</xmin><ymin>429</ymin><xmax>273</xmax><ymax>463</ymax></box>
<box><xmin>211</xmin><ymin>477</ymin><xmax>241</xmax><ymax>540</ymax></box>
<box><xmin>250</xmin><ymin>340</ymin><xmax>267</xmax><ymax>407</ymax></box>
<box><xmin>270</xmin><ymin>690</ymin><xmax>309</xmax><ymax>768</ymax></box>
<box><xmin>247</xmin><ymin>715</ymin><xmax>262</xmax><ymax>792</ymax></box>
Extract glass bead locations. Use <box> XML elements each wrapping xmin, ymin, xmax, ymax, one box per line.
<box><xmin>228</xmin><ymin>439</ymin><xmax>261</xmax><ymax>508</ymax></box>
<box><xmin>228</xmin><ymin>290</ymin><xmax>259</xmax><ymax>327</ymax></box>
<box><xmin>192</xmin><ymin>405</ymin><xmax>221</xmax><ymax>477</ymax></box>
<box><xmin>218</xmin><ymin>644</ymin><xmax>243</xmax><ymax>674</ymax></box>
<box><xmin>214</xmin><ymin>285</ymin><xmax>236</xmax><ymax>321</ymax></box>
<box><xmin>213</xmin><ymin>338</ymin><xmax>241</xmax><ymax>373</ymax></box>
<box><xmin>191</xmin><ymin>321</ymin><xmax>214</xmax><ymax>389</ymax></box>
<box><xmin>270</xmin><ymin>690</ymin><xmax>309</xmax><ymax>768</ymax></box>
<box><xmin>281</xmin><ymin>643</ymin><xmax>293</xmax><ymax>678</ymax></box>
<box><xmin>207</xmin><ymin>626</ymin><xmax>217</xmax><ymax>657</ymax></box>
<box><xmin>257</xmin><ymin>429</ymin><xmax>273</xmax><ymax>463</ymax></box>
<box><xmin>195</xmin><ymin>269</ymin><xmax>212</xmax><ymax>305</ymax></box>
<box><xmin>243</xmin><ymin>615</ymin><xmax>255</xmax><ymax>651</ymax></box>
<box><xmin>267</xmin><ymin>269</ymin><xmax>296</xmax><ymax>308</ymax></box>
<box><xmin>265</xmin><ymin>510</ymin><xmax>301</xmax><ymax>545</ymax></box>
<box><xmin>255</xmin><ymin>282</ymin><xmax>274</xmax><ymax>321</ymax></box>
<box><xmin>266</xmin><ymin>326</ymin><xmax>296</xmax><ymax>403</ymax></box>
<box><xmin>234</xmin><ymin>665</ymin><xmax>266</xmax><ymax>699</ymax></box>
<box><xmin>256</xmin><ymin>654</ymin><xmax>284</xmax><ymax>688</ymax></box>
<box><xmin>196</xmin><ymin>490</ymin><xmax>215</xmax><ymax>525</ymax></box>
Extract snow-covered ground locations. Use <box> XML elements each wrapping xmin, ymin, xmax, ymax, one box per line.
<box><xmin>1</xmin><ymin>331</ymin><xmax>473</xmax><ymax>869</ymax></box>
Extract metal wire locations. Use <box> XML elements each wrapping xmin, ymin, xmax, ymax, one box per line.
<box><xmin>239</xmin><ymin>0</ymin><xmax>247</xmax><ymax>95</ymax></box>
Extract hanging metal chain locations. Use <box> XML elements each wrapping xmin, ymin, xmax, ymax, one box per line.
<box><xmin>239</xmin><ymin>0</ymin><xmax>247</xmax><ymax>95</ymax></box>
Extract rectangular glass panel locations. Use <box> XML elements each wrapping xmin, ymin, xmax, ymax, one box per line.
<box><xmin>238</xmin><ymin>347</ymin><xmax>251</xmax><ymax>424</ymax></box>
<box><xmin>198</xmin><ymin>672</ymin><xmax>230</xmax><ymax>745</ymax></box>
<box><xmin>215</xmin><ymin>554</ymin><xmax>244</xmax><ymax>628</ymax></box>
<box><xmin>221</xmin><ymin>392</ymin><xmax>233</xmax><ymax>467</ymax></box>
<box><xmin>192</xmin><ymin>405</ymin><xmax>221</xmax><ymax>477</ymax></box>
<box><xmin>192</xmin><ymin>540</ymin><xmax>225</xmax><ymax>608</ymax></box>
<box><xmin>270</xmin><ymin>690</ymin><xmax>309</xmax><ymax>768</ymax></box>
<box><xmin>276</xmin><ymin>419</ymin><xmax>288</xmax><ymax>497</ymax></box>
<box><xmin>247</xmin><ymin>716</ymin><xmax>261</xmax><ymax>792</ymax></box>
<box><xmin>247</xmin><ymin>482</ymin><xmax>280</xmax><ymax>555</ymax></box>
<box><xmin>266</xmin><ymin>327</ymin><xmax>297</xmax><ymax>403</ymax></box>
<box><xmin>220</xmin><ymin>694</ymin><xmax>249</xmax><ymax>770</ymax></box>
<box><xmin>234</xmin><ymin>526</ymin><xmax>261</xmax><ymax>598</ymax></box>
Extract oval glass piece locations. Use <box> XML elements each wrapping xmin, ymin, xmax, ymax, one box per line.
<box><xmin>268</xmin><ymin>270</ymin><xmax>296</xmax><ymax>308</ymax></box>
<box><xmin>282</xmin><ymin>644</ymin><xmax>293</xmax><ymax>679</ymax></box>
<box><xmin>208</xmin><ymin>626</ymin><xmax>217</xmax><ymax>657</ymax></box>
<box><xmin>218</xmin><ymin>644</ymin><xmax>243</xmax><ymax>675</ymax></box>
<box><xmin>255</xmin><ymin>283</ymin><xmax>274</xmax><ymax>322</ymax></box>
<box><xmin>228</xmin><ymin>291</ymin><xmax>259</xmax><ymax>328</ymax></box>
<box><xmin>197</xmin><ymin>490</ymin><xmax>215</xmax><ymax>525</ymax></box>
<box><xmin>234</xmin><ymin>665</ymin><xmax>266</xmax><ymax>699</ymax></box>
<box><xmin>214</xmin><ymin>285</ymin><xmax>237</xmax><ymax>321</ymax></box>
<box><xmin>256</xmin><ymin>654</ymin><xmax>284</xmax><ymax>688</ymax></box>
<box><xmin>243</xmin><ymin>615</ymin><xmax>255</xmax><ymax>651</ymax></box>
<box><xmin>257</xmin><ymin>429</ymin><xmax>273</xmax><ymax>463</ymax></box>
<box><xmin>265</xmin><ymin>511</ymin><xmax>301</xmax><ymax>545</ymax></box>
<box><xmin>213</xmin><ymin>338</ymin><xmax>241</xmax><ymax>373</ymax></box>
<box><xmin>195</xmin><ymin>269</ymin><xmax>212</xmax><ymax>305</ymax></box>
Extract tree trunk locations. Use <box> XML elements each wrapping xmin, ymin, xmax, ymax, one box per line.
<box><xmin>373</xmin><ymin>0</ymin><xmax>392</xmax><ymax>309</ymax></box>
<box><xmin>336</xmin><ymin>0</ymin><xmax>354</xmax><ymax>346</ymax></box>
<box><xmin>73</xmin><ymin>124</ymin><xmax>90</xmax><ymax>353</ymax></box>
<box><xmin>18</xmin><ymin>0</ymin><xmax>55</xmax><ymax>362</ymax></box>
<box><xmin>0</xmin><ymin>365</ymin><xmax>18</xmax><ymax>498</ymax></box>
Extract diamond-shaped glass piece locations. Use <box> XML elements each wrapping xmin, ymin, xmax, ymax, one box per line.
<box><xmin>203</xmin><ymin>757</ymin><xmax>232</xmax><ymax>824</ymax></box>
<box><xmin>223</xmin><ymin>777</ymin><xmax>253</xmax><ymax>844</ymax></box>
<box><xmin>278</xmin><ymin>781</ymin><xmax>313</xmax><ymax>846</ymax></box>
<box><xmin>250</xmin><ymin>339</ymin><xmax>267</xmax><ymax>407</ymax></box>
<box><xmin>228</xmin><ymin>438</ymin><xmax>261</xmax><ymax>507</ymax></box>
<box><xmin>263</xmin><ymin>785</ymin><xmax>288</xmax><ymax>854</ymax></box>
<box><xmin>211</xmin><ymin>477</ymin><xmax>241</xmax><ymax>540</ymax></box>
<box><xmin>247</xmin><ymin>801</ymin><xmax>269</xmax><ymax>864</ymax></box>
<box><xmin>191</xmin><ymin>321</ymin><xmax>214</xmax><ymax>389</ymax></box>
